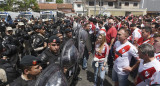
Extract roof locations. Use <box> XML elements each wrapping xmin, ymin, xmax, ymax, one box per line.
<box><xmin>38</xmin><ymin>3</ymin><xmax>57</xmax><ymax>10</ymax></box>
<box><xmin>73</xmin><ymin>1</ymin><xmax>83</xmax><ymax>3</ymax></box>
<box><xmin>104</xmin><ymin>0</ymin><xmax>117</xmax><ymax>1</ymax></box>
<box><xmin>121</xmin><ymin>0</ymin><xmax>141</xmax><ymax>2</ymax></box>
<box><xmin>57</xmin><ymin>4</ymin><xmax>73</xmax><ymax>9</ymax></box>
<box><xmin>140</xmin><ymin>0</ymin><xmax>160</xmax><ymax>12</ymax></box>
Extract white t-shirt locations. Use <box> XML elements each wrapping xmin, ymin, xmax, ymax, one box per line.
<box><xmin>136</xmin><ymin>59</ymin><xmax>160</xmax><ymax>86</ymax></box>
<box><xmin>113</xmin><ymin>41</ymin><xmax>139</xmax><ymax>75</ymax></box>
<box><xmin>132</xmin><ymin>28</ymin><xmax>141</xmax><ymax>43</ymax></box>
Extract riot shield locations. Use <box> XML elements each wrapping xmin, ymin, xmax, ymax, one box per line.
<box><xmin>35</xmin><ymin>63</ymin><xmax>68</xmax><ymax>86</ymax></box>
<box><xmin>61</xmin><ymin>39</ymin><xmax>78</xmax><ymax>68</ymax></box>
<box><xmin>60</xmin><ymin>39</ymin><xmax>79</xmax><ymax>85</ymax></box>
<box><xmin>77</xmin><ymin>27</ymin><xmax>88</xmax><ymax>60</ymax></box>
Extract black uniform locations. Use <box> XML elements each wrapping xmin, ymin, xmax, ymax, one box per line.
<box><xmin>39</xmin><ymin>48</ymin><xmax>60</xmax><ymax>68</ymax></box>
<box><xmin>0</xmin><ymin>59</ymin><xmax>20</xmax><ymax>85</ymax></box>
<box><xmin>10</xmin><ymin>76</ymin><xmax>36</xmax><ymax>86</ymax></box>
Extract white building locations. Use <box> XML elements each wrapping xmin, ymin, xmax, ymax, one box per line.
<box><xmin>85</xmin><ymin>0</ymin><xmax>147</xmax><ymax>16</ymax></box>
<box><xmin>73</xmin><ymin>1</ymin><xmax>87</xmax><ymax>15</ymax></box>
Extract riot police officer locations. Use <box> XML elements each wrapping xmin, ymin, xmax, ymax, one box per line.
<box><xmin>0</xmin><ymin>42</ymin><xmax>20</xmax><ymax>86</ymax></box>
<box><xmin>39</xmin><ymin>35</ymin><xmax>61</xmax><ymax>69</ymax></box>
<box><xmin>31</xmin><ymin>25</ymin><xmax>47</xmax><ymax>56</ymax></box>
<box><xmin>10</xmin><ymin>55</ymin><xmax>42</xmax><ymax>86</ymax></box>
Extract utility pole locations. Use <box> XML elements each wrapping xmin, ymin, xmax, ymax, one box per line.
<box><xmin>94</xmin><ymin>0</ymin><xmax>96</xmax><ymax>16</ymax></box>
<box><xmin>82</xmin><ymin>0</ymin><xmax>84</xmax><ymax>15</ymax></box>
<box><xmin>100</xmin><ymin>0</ymin><xmax>101</xmax><ymax>14</ymax></box>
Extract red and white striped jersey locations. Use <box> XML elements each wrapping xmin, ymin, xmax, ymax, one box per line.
<box><xmin>155</xmin><ymin>53</ymin><xmax>160</xmax><ymax>62</ymax></box>
<box><xmin>136</xmin><ymin>59</ymin><xmax>160</xmax><ymax>86</ymax></box>
<box><xmin>137</xmin><ymin>37</ymin><xmax>154</xmax><ymax>46</ymax></box>
<box><xmin>132</xmin><ymin>28</ymin><xmax>142</xmax><ymax>43</ymax></box>
<box><xmin>94</xmin><ymin>43</ymin><xmax>109</xmax><ymax>62</ymax></box>
<box><xmin>113</xmin><ymin>41</ymin><xmax>139</xmax><ymax>75</ymax></box>
<box><xmin>150</xmin><ymin>71</ymin><xmax>160</xmax><ymax>85</ymax></box>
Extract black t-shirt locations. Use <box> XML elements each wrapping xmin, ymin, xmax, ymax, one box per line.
<box><xmin>10</xmin><ymin>76</ymin><xmax>36</xmax><ymax>86</ymax></box>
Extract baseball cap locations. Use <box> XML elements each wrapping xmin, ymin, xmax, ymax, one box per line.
<box><xmin>65</xmin><ymin>28</ymin><xmax>72</xmax><ymax>33</ymax></box>
<box><xmin>49</xmin><ymin>35</ymin><xmax>60</xmax><ymax>43</ymax></box>
<box><xmin>20</xmin><ymin>55</ymin><xmax>41</xmax><ymax>66</ymax></box>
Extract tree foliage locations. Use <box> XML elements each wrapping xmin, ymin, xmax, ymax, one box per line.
<box><xmin>0</xmin><ymin>0</ymin><xmax>15</xmax><ymax>11</ymax></box>
<box><xmin>0</xmin><ymin>0</ymin><xmax>39</xmax><ymax>11</ymax></box>
<box><xmin>56</xmin><ymin>0</ymin><xmax>63</xmax><ymax>3</ymax></box>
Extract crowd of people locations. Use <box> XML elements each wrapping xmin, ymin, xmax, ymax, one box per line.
<box><xmin>0</xmin><ymin>14</ymin><xmax>160</xmax><ymax>86</ymax></box>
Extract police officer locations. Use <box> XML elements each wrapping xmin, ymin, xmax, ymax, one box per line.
<box><xmin>39</xmin><ymin>35</ymin><xmax>61</xmax><ymax>68</ymax></box>
<box><xmin>31</xmin><ymin>25</ymin><xmax>47</xmax><ymax>56</ymax></box>
<box><xmin>2</xmin><ymin>27</ymin><xmax>14</xmax><ymax>45</ymax></box>
<box><xmin>10</xmin><ymin>55</ymin><xmax>42</xmax><ymax>86</ymax></box>
<box><xmin>0</xmin><ymin>42</ymin><xmax>20</xmax><ymax>86</ymax></box>
<box><xmin>63</xmin><ymin>28</ymin><xmax>73</xmax><ymax>42</ymax></box>
<box><xmin>2</xmin><ymin>27</ymin><xmax>19</xmax><ymax>66</ymax></box>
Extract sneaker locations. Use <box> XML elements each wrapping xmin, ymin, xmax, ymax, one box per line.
<box><xmin>82</xmin><ymin>67</ymin><xmax>87</xmax><ymax>70</ymax></box>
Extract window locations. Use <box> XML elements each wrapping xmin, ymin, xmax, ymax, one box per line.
<box><xmin>133</xmin><ymin>2</ymin><xmax>138</xmax><ymax>6</ymax></box>
<box><xmin>77</xmin><ymin>4</ymin><xmax>81</xmax><ymax>7</ymax></box>
<box><xmin>99</xmin><ymin>2</ymin><xmax>103</xmax><ymax>6</ymax></box>
<box><xmin>125</xmin><ymin>2</ymin><xmax>129</xmax><ymax>6</ymax></box>
<box><xmin>89</xmin><ymin>1</ymin><xmax>94</xmax><ymax>6</ymax></box>
<box><xmin>119</xmin><ymin>2</ymin><xmax>121</xmax><ymax>6</ymax></box>
<box><xmin>46</xmin><ymin>0</ymin><xmax>52</xmax><ymax>2</ymax></box>
<box><xmin>108</xmin><ymin>2</ymin><xmax>113</xmax><ymax>7</ymax></box>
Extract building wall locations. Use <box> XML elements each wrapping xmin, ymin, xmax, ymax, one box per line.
<box><xmin>88</xmin><ymin>8</ymin><xmax>146</xmax><ymax>16</ymax></box>
<box><xmin>120</xmin><ymin>1</ymin><xmax>140</xmax><ymax>9</ymax></box>
<box><xmin>85</xmin><ymin>1</ymin><xmax>115</xmax><ymax>9</ymax></box>
<box><xmin>85</xmin><ymin>0</ymin><xmax>145</xmax><ymax>16</ymax></box>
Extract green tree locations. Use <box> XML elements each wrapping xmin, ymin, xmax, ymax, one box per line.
<box><xmin>56</xmin><ymin>0</ymin><xmax>63</xmax><ymax>3</ymax></box>
<box><xmin>14</xmin><ymin>0</ymin><xmax>39</xmax><ymax>11</ymax></box>
<box><xmin>0</xmin><ymin>0</ymin><xmax>15</xmax><ymax>11</ymax></box>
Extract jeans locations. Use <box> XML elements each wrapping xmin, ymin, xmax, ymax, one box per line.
<box><xmin>82</xmin><ymin>55</ymin><xmax>88</xmax><ymax>69</ymax></box>
<box><xmin>93</xmin><ymin>61</ymin><xmax>106</xmax><ymax>86</ymax></box>
<box><xmin>108</xmin><ymin>45</ymin><xmax>114</xmax><ymax>68</ymax></box>
<box><xmin>112</xmin><ymin>69</ymin><xmax>129</xmax><ymax>86</ymax></box>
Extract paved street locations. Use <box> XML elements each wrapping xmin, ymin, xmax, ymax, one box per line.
<box><xmin>76</xmin><ymin>54</ymin><xmax>114</xmax><ymax>86</ymax></box>
<box><xmin>75</xmin><ymin>53</ymin><xmax>136</xmax><ymax>86</ymax></box>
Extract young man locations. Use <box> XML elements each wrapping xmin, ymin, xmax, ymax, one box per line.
<box><xmin>112</xmin><ymin>28</ymin><xmax>140</xmax><ymax>86</ymax></box>
<box><xmin>151</xmin><ymin>23</ymin><xmax>159</xmax><ymax>37</ymax></box>
<box><xmin>137</xmin><ymin>27</ymin><xmax>154</xmax><ymax>46</ymax></box>
<box><xmin>10</xmin><ymin>55</ymin><xmax>42</xmax><ymax>86</ymax></box>
<box><xmin>136</xmin><ymin>43</ymin><xmax>160</xmax><ymax>86</ymax></box>
<box><xmin>82</xmin><ymin>23</ymin><xmax>92</xmax><ymax>70</ymax></box>
<box><xmin>39</xmin><ymin>35</ymin><xmax>61</xmax><ymax>68</ymax></box>
<box><xmin>64</xmin><ymin>28</ymin><xmax>72</xmax><ymax>42</ymax></box>
<box><xmin>153</xmin><ymin>33</ymin><xmax>160</xmax><ymax>62</ymax></box>
<box><xmin>31</xmin><ymin>25</ymin><xmax>47</xmax><ymax>56</ymax></box>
